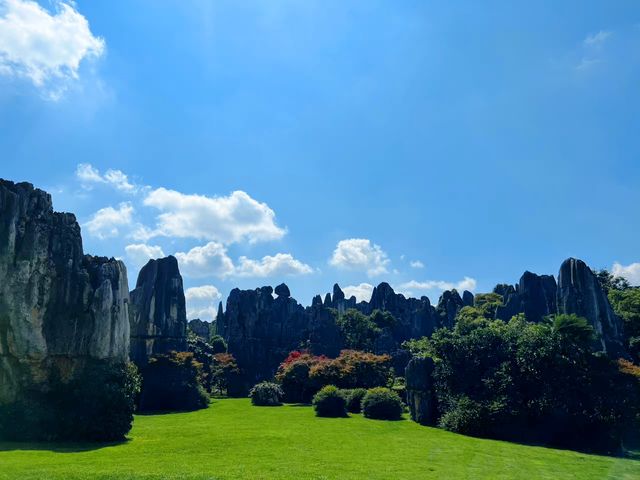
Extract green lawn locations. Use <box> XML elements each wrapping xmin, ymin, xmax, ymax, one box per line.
<box><xmin>0</xmin><ymin>398</ymin><xmax>638</xmax><ymax>479</ymax></box>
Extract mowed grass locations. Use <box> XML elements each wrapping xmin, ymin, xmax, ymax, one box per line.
<box><xmin>1</xmin><ymin>398</ymin><xmax>639</xmax><ymax>480</ymax></box>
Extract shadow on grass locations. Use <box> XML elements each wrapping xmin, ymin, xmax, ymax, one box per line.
<box><xmin>0</xmin><ymin>438</ymin><xmax>129</xmax><ymax>453</ymax></box>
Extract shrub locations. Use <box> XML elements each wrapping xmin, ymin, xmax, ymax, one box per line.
<box><xmin>249</xmin><ymin>382</ymin><xmax>284</xmax><ymax>406</ymax></box>
<box><xmin>276</xmin><ymin>349</ymin><xmax>393</xmax><ymax>403</ymax></box>
<box><xmin>211</xmin><ymin>353</ymin><xmax>242</xmax><ymax>397</ymax></box>
<box><xmin>139</xmin><ymin>351</ymin><xmax>209</xmax><ymax>412</ymax></box>
<box><xmin>312</xmin><ymin>385</ymin><xmax>348</xmax><ymax>417</ymax></box>
<box><xmin>438</xmin><ymin>396</ymin><xmax>485</xmax><ymax>435</ymax></box>
<box><xmin>343</xmin><ymin>388</ymin><xmax>367</xmax><ymax>413</ymax></box>
<box><xmin>209</xmin><ymin>335</ymin><xmax>228</xmax><ymax>354</ymax></box>
<box><xmin>0</xmin><ymin>360</ymin><xmax>140</xmax><ymax>442</ymax></box>
<box><xmin>276</xmin><ymin>353</ymin><xmax>317</xmax><ymax>403</ymax></box>
<box><xmin>362</xmin><ymin>387</ymin><xmax>403</xmax><ymax>420</ymax></box>
<box><xmin>391</xmin><ymin>376</ymin><xmax>406</xmax><ymax>401</ymax></box>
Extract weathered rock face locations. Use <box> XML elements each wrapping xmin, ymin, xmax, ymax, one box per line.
<box><xmin>491</xmin><ymin>259</ymin><xmax>625</xmax><ymax>356</ymax></box>
<box><xmin>188</xmin><ymin>319</ymin><xmax>211</xmax><ymax>341</ymax></box>
<box><xmin>557</xmin><ymin>258</ymin><xmax>625</xmax><ymax>356</ymax></box>
<box><xmin>129</xmin><ymin>256</ymin><xmax>187</xmax><ymax>366</ymax></box>
<box><xmin>218</xmin><ymin>286</ymin><xmax>309</xmax><ymax>389</ymax></box>
<box><xmin>218</xmin><ymin>281</ymin><xmax>449</xmax><ymax>389</ymax></box>
<box><xmin>405</xmin><ymin>356</ymin><xmax>437</xmax><ymax>425</ymax></box>
<box><xmin>462</xmin><ymin>290</ymin><xmax>474</xmax><ymax>307</ymax></box>
<box><xmin>436</xmin><ymin>290</ymin><xmax>464</xmax><ymax>328</ymax></box>
<box><xmin>0</xmin><ymin>180</ymin><xmax>129</xmax><ymax>404</ymax></box>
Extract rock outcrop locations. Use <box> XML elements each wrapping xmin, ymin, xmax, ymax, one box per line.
<box><xmin>129</xmin><ymin>256</ymin><xmax>187</xmax><ymax>366</ymax></box>
<box><xmin>188</xmin><ymin>318</ymin><xmax>211</xmax><ymax>341</ymax></box>
<box><xmin>557</xmin><ymin>258</ymin><xmax>625</xmax><ymax>356</ymax></box>
<box><xmin>218</xmin><ymin>281</ymin><xmax>448</xmax><ymax>390</ymax></box>
<box><xmin>436</xmin><ymin>289</ymin><xmax>465</xmax><ymax>328</ymax></box>
<box><xmin>405</xmin><ymin>356</ymin><xmax>437</xmax><ymax>425</ymax></box>
<box><xmin>0</xmin><ymin>180</ymin><xmax>130</xmax><ymax>405</ymax></box>
<box><xmin>491</xmin><ymin>258</ymin><xmax>624</xmax><ymax>356</ymax></box>
<box><xmin>218</xmin><ymin>286</ymin><xmax>309</xmax><ymax>390</ymax></box>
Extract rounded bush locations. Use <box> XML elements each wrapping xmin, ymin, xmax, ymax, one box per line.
<box><xmin>312</xmin><ymin>385</ymin><xmax>348</xmax><ymax>417</ymax></box>
<box><xmin>249</xmin><ymin>382</ymin><xmax>284</xmax><ymax>406</ymax></box>
<box><xmin>362</xmin><ymin>387</ymin><xmax>403</xmax><ymax>420</ymax></box>
<box><xmin>343</xmin><ymin>388</ymin><xmax>367</xmax><ymax>413</ymax></box>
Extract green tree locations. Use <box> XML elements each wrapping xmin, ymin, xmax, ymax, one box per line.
<box><xmin>336</xmin><ymin>309</ymin><xmax>381</xmax><ymax>351</ymax></box>
<box><xmin>209</xmin><ymin>334</ymin><xmax>228</xmax><ymax>354</ymax></box>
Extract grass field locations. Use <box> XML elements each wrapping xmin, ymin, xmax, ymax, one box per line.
<box><xmin>1</xmin><ymin>398</ymin><xmax>638</xmax><ymax>479</ymax></box>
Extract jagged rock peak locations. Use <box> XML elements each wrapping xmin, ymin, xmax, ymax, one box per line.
<box><xmin>462</xmin><ymin>290</ymin><xmax>474</xmax><ymax>307</ymax></box>
<box><xmin>557</xmin><ymin>258</ymin><xmax>625</xmax><ymax>356</ymax></box>
<box><xmin>129</xmin><ymin>255</ymin><xmax>187</xmax><ymax>366</ymax></box>
<box><xmin>493</xmin><ymin>283</ymin><xmax>516</xmax><ymax>297</ymax></box>
<box><xmin>333</xmin><ymin>283</ymin><xmax>345</xmax><ymax>303</ymax></box>
<box><xmin>323</xmin><ymin>292</ymin><xmax>332</xmax><ymax>306</ymax></box>
<box><xmin>369</xmin><ymin>282</ymin><xmax>397</xmax><ymax>310</ymax></box>
<box><xmin>312</xmin><ymin>294</ymin><xmax>323</xmax><ymax>307</ymax></box>
<box><xmin>188</xmin><ymin>319</ymin><xmax>211</xmax><ymax>341</ymax></box>
<box><xmin>437</xmin><ymin>289</ymin><xmax>464</xmax><ymax>328</ymax></box>
<box><xmin>275</xmin><ymin>283</ymin><xmax>291</xmax><ymax>298</ymax></box>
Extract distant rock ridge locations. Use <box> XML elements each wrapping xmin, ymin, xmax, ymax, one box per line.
<box><xmin>188</xmin><ymin>319</ymin><xmax>211</xmax><ymax>341</ymax></box>
<box><xmin>217</xmin><ymin>280</ymin><xmax>466</xmax><ymax>390</ymax></box>
<box><xmin>0</xmin><ymin>179</ymin><xmax>130</xmax><ymax>405</ymax></box>
<box><xmin>216</xmin><ymin>257</ymin><xmax>626</xmax><ymax>390</ymax></box>
<box><xmin>129</xmin><ymin>256</ymin><xmax>187</xmax><ymax>366</ymax></box>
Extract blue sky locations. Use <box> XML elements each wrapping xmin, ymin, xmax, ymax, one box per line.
<box><xmin>1</xmin><ymin>0</ymin><xmax>639</xmax><ymax>320</ymax></box>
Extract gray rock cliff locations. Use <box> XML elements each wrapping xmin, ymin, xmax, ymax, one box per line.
<box><xmin>129</xmin><ymin>256</ymin><xmax>187</xmax><ymax>366</ymax></box>
<box><xmin>0</xmin><ymin>180</ymin><xmax>129</xmax><ymax>404</ymax></box>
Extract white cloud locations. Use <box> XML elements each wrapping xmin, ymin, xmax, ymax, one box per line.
<box><xmin>397</xmin><ymin>276</ymin><xmax>477</xmax><ymax>297</ymax></box>
<box><xmin>612</xmin><ymin>261</ymin><xmax>640</xmax><ymax>286</ymax></box>
<box><xmin>329</xmin><ymin>238</ymin><xmax>390</xmax><ymax>277</ymax></box>
<box><xmin>125</xmin><ymin>243</ymin><xmax>165</xmax><ymax>270</ymax></box>
<box><xmin>174</xmin><ymin>242</ymin><xmax>312</xmax><ymax>279</ymax></box>
<box><xmin>0</xmin><ymin>0</ymin><xmax>105</xmax><ymax>98</ymax></box>
<box><xmin>175</xmin><ymin>242</ymin><xmax>235</xmax><ymax>278</ymax></box>
<box><xmin>234</xmin><ymin>253</ymin><xmax>313</xmax><ymax>278</ymax></box>
<box><xmin>584</xmin><ymin>30</ymin><xmax>611</xmax><ymax>48</ymax></box>
<box><xmin>83</xmin><ymin>202</ymin><xmax>133</xmax><ymax>239</ymax></box>
<box><xmin>143</xmin><ymin>188</ymin><xmax>286</xmax><ymax>244</ymax></box>
<box><xmin>342</xmin><ymin>283</ymin><xmax>374</xmax><ymax>303</ymax></box>
<box><xmin>577</xmin><ymin>30</ymin><xmax>612</xmax><ymax>71</ymax></box>
<box><xmin>185</xmin><ymin>285</ymin><xmax>222</xmax><ymax>321</ymax></box>
<box><xmin>76</xmin><ymin>163</ymin><xmax>138</xmax><ymax>194</ymax></box>
<box><xmin>410</xmin><ymin>260</ymin><xmax>424</xmax><ymax>269</ymax></box>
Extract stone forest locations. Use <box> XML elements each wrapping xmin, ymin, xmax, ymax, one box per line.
<box><xmin>1</xmin><ymin>178</ymin><xmax>639</xmax><ymax>478</ymax></box>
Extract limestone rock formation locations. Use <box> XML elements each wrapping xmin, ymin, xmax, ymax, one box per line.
<box><xmin>405</xmin><ymin>356</ymin><xmax>437</xmax><ymax>425</ymax></box>
<box><xmin>0</xmin><ymin>179</ymin><xmax>130</xmax><ymax>405</ymax></box>
<box><xmin>462</xmin><ymin>290</ymin><xmax>474</xmax><ymax>307</ymax></box>
<box><xmin>218</xmin><ymin>285</ymin><xmax>308</xmax><ymax>390</ymax></box>
<box><xmin>188</xmin><ymin>319</ymin><xmax>211</xmax><ymax>341</ymax></box>
<box><xmin>436</xmin><ymin>290</ymin><xmax>464</xmax><ymax>328</ymax></box>
<box><xmin>218</xmin><ymin>281</ymin><xmax>446</xmax><ymax>390</ymax></box>
<box><xmin>129</xmin><ymin>256</ymin><xmax>187</xmax><ymax>366</ymax></box>
<box><xmin>557</xmin><ymin>258</ymin><xmax>625</xmax><ymax>356</ymax></box>
<box><xmin>274</xmin><ymin>283</ymin><xmax>291</xmax><ymax>298</ymax></box>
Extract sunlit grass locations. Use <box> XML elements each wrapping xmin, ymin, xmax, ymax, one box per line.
<box><xmin>1</xmin><ymin>398</ymin><xmax>638</xmax><ymax>479</ymax></box>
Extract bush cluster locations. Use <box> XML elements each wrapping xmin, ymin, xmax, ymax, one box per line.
<box><xmin>342</xmin><ymin>388</ymin><xmax>367</xmax><ymax>413</ymax></box>
<box><xmin>312</xmin><ymin>385</ymin><xmax>347</xmax><ymax>417</ymax></box>
<box><xmin>0</xmin><ymin>360</ymin><xmax>140</xmax><ymax>441</ymax></box>
<box><xmin>139</xmin><ymin>351</ymin><xmax>209</xmax><ymax>412</ymax></box>
<box><xmin>406</xmin><ymin>312</ymin><xmax>640</xmax><ymax>452</ymax></box>
<box><xmin>362</xmin><ymin>387</ymin><xmax>404</xmax><ymax>420</ymax></box>
<box><xmin>275</xmin><ymin>349</ymin><xmax>392</xmax><ymax>403</ymax></box>
<box><xmin>249</xmin><ymin>382</ymin><xmax>284</xmax><ymax>406</ymax></box>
